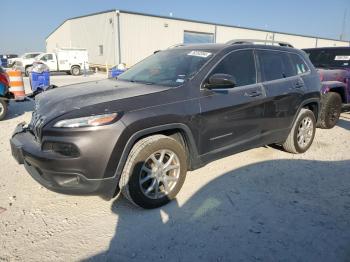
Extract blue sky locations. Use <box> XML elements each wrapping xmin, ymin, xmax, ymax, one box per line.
<box><xmin>1</xmin><ymin>0</ymin><xmax>349</xmax><ymax>54</ymax></box>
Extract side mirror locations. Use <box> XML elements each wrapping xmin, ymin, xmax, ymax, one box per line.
<box><xmin>205</xmin><ymin>73</ymin><xmax>236</xmax><ymax>89</ymax></box>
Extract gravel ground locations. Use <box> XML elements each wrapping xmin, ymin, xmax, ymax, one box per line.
<box><xmin>0</xmin><ymin>75</ymin><xmax>350</xmax><ymax>261</ymax></box>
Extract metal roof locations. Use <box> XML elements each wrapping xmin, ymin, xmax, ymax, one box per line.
<box><xmin>46</xmin><ymin>9</ymin><xmax>350</xmax><ymax>44</ymax></box>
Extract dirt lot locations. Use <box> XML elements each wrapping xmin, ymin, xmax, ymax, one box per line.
<box><xmin>1</xmin><ymin>75</ymin><xmax>350</xmax><ymax>261</ymax></box>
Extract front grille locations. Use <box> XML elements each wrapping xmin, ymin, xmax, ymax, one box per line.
<box><xmin>29</xmin><ymin>112</ymin><xmax>45</xmax><ymax>141</ymax></box>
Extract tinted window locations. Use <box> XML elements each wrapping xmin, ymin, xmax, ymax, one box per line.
<box><xmin>290</xmin><ymin>54</ymin><xmax>309</xmax><ymax>75</ymax></box>
<box><xmin>304</xmin><ymin>48</ymin><xmax>350</xmax><ymax>69</ymax></box>
<box><xmin>210</xmin><ymin>50</ymin><xmax>256</xmax><ymax>87</ymax></box>
<box><xmin>257</xmin><ymin>50</ymin><xmax>296</xmax><ymax>81</ymax></box>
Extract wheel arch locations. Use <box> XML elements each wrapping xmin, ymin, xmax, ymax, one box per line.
<box><xmin>113</xmin><ymin>123</ymin><xmax>200</xmax><ymax>181</ymax></box>
<box><xmin>291</xmin><ymin>98</ymin><xmax>320</xmax><ymax>127</ymax></box>
<box><xmin>328</xmin><ymin>86</ymin><xmax>346</xmax><ymax>103</ymax></box>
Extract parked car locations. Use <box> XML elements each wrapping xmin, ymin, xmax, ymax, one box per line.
<box><xmin>0</xmin><ymin>66</ymin><xmax>13</xmax><ymax>120</ymax></box>
<box><xmin>8</xmin><ymin>52</ymin><xmax>43</xmax><ymax>76</ymax></box>
<box><xmin>34</xmin><ymin>48</ymin><xmax>89</xmax><ymax>76</ymax></box>
<box><xmin>0</xmin><ymin>54</ymin><xmax>18</xmax><ymax>68</ymax></box>
<box><xmin>10</xmin><ymin>40</ymin><xmax>321</xmax><ymax>209</ymax></box>
<box><xmin>303</xmin><ymin>47</ymin><xmax>350</xmax><ymax>128</ymax></box>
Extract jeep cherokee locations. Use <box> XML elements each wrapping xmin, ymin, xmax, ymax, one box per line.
<box><xmin>10</xmin><ymin>41</ymin><xmax>321</xmax><ymax>209</ymax></box>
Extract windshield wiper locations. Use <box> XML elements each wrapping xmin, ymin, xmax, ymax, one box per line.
<box><xmin>129</xmin><ymin>79</ymin><xmax>155</xmax><ymax>85</ymax></box>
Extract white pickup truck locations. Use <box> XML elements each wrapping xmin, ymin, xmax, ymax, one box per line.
<box><xmin>8</xmin><ymin>52</ymin><xmax>43</xmax><ymax>75</ymax></box>
<box><xmin>34</xmin><ymin>48</ymin><xmax>89</xmax><ymax>76</ymax></box>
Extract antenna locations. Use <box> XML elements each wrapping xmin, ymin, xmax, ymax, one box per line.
<box><xmin>340</xmin><ymin>8</ymin><xmax>347</xmax><ymax>40</ymax></box>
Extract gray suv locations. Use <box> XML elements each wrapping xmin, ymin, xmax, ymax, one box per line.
<box><xmin>10</xmin><ymin>40</ymin><xmax>321</xmax><ymax>209</ymax></box>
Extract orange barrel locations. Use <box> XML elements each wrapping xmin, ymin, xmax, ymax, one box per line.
<box><xmin>7</xmin><ymin>70</ymin><xmax>25</xmax><ymax>100</ymax></box>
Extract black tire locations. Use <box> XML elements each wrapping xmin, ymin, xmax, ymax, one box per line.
<box><xmin>119</xmin><ymin>134</ymin><xmax>187</xmax><ymax>209</ymax></box>
<box><xmin>0</xmin><ymin>100</ymin><xmax>8</xmax><ymax>121</ymax></box>
<box><xmin>282</xmin><ymin>108</ymin><xmax>316</xmax><ymax>154</ymax></box>
<box><xmin>317</xmin><ymin>92</ymin><xmax>342</xmax><ymax>129</ymax></box>
<box><xmin>25</xmin><ymin>66</ymin><xmax>31</xmax><ymax>77</ymax></box>
<box><xmin>70</xmin><ymin>66</ymin><xmax>81</xmax><ymax>76</ymax></box>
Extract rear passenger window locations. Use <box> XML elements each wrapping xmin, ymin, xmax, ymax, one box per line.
<box><xmin>290</xmin><ymin>54</ymin><xmax>309</xmax><ymax>74</ymax></box>
<box><xmin>257</xmin><ymin>50</ymin><xmax>295</xmax><ymax>81</ymax></box>
<box><xmin>210</xmin><ymin>50</ymin><xmax>256</xmax><ymax>87</ymax></box>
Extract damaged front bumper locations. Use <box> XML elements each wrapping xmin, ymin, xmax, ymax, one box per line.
<box><xmin>10</xmin><ymin>123</ymin><xmax>120</xmax><ymax>199</ymax></box>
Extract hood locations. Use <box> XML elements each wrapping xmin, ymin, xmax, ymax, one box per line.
<box><xmin>35</xmin><ymin>79</ymin><xmax>171</xmax><ymax>120</ymax></box>
<box><xmin>317</xmin><ymin>68</ymin><xmax>350</xmax><ymax>82</ymax></box>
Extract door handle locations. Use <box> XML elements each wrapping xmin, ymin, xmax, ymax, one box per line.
<box><xmin>244</xmin><ymin>91</ymin><xmax>262</xmax><ymax>97</ymax></box>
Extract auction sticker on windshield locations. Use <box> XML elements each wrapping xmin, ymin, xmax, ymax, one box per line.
<box><xmin>187</xmin><ymin>51</ymin><xmax>212</xmax><ymax>58</ymax></box>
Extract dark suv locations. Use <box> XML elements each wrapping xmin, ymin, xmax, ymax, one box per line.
<box><xmin>303</xmin><ymin>47</ymin><xmax>350</xmax><ymax>128</ymax></box>
<box><xmin>10</xmin><ymin>40</ymin><xmax>321</xmax><ymax>209</ymax></box>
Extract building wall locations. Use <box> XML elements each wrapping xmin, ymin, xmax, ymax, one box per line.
<box><xmin>216</xmin><ymin>26</ymin><xmax>273</xmax><ymax>43</ymax></box>
<box><xmin>46</xmin><ymin>21</ymin><xmax>72</xmax><ymax>52</ymax></box>
<box><xmin>119</xmin><ymin>12</ymin><xmax>215</xmax><ymax>66</ymax></box>
<box><xmin>316</xmin><ymin>39</ymin><xmax>350</xmax><ymax>47</ymax></box>
<box><xmin>47</xmin><ymin>10</ymin><xmax>350</xmax><ymax>67</ymax></box>
<box><xmin>273</xmin><ymin>33</ymin><xmax>317</xmax><ymax>49</ymax></box>
<box><xmin>47</xmin><ymin>11</ymin><xmax>118</xmax><ymax>67</ymax></box>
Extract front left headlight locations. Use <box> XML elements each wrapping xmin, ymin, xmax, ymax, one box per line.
<box><xmin>54</xmin><ymin>113</ymin><xmax>119</xmax><ymax>128</ymax></box>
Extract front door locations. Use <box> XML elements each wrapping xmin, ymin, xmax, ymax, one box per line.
<box><xmin>199</xmin><ymin>49</ymin><xmax>266</xmax><ymax>156</ymax></box>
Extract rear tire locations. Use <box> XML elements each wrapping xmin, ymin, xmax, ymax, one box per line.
<box><xmin>283</xmin><ymin>108</ymin><xmax>316</xmax><ymax>154</ymax></box>
<box><xmin>0</xmin><ymin>100</ymin><xmax>8</xmax><ymax>121</ymax></box>
<box><xmin>70</xmin><ymin>66</ymin><xmax>81</xmax><ymax>76</ymax></box>
<box><xmin>119</xmin><ymin>135</ymin><xmax>187</xmax><ymax>209</ymax></box>
<box><xmin>318</xmin><ymin>92</ymin><xmax>342</xmax><ymax>129</ymax></box>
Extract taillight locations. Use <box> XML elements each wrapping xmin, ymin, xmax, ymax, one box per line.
<box><xmin>0</xmin><ymin>72</ymin><xmax>9</xmax><ymax>87</ymax></box>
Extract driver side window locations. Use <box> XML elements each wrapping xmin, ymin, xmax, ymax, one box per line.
<box><xmin>210</xmin><ymin>50</ymin><xmax>257</xmax><ymax>87</ymax></box>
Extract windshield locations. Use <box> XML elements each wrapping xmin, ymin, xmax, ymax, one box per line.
<box><xmin>304</xmin><ymin>48</ymin><xmax>350</xmax><ymax>69</ymax></box>
<box><xmin>118</xmin><ymin>49</ymin><xmax>214</xmax><ymax>87</ymax></box>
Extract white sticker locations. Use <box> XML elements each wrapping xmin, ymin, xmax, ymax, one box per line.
<box><xmin>187</xmin><ymin>51</ymin><xmax>212</xmax><ymax>58</ymax></box>
<box><xmin>334</xmin><ymin>55</ymin><xmax>350</xmax><ymax>61</ymax></box>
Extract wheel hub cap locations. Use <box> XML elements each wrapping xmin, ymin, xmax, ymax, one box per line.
<box><xmin>139</xmin><ymin>149</ymin><xmax>180</xmax><ymax>199</ymax></box>
<box><xmin>297</xmin><ymin>116</ymin><xmax>313</xmax><ymax>148</ymax></box>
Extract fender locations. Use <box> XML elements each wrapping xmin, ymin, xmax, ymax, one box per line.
<box><xmin>290</xmin><ymin>97</ymin><xmax>320</xmax><ymax>128</ymax></box>
<box><xmin>321</xmin><ymin>81</ymin><xmax>346</xmax><ymax>94</ymax></box>
<box><xmin>112</xmin><ymin>123</ymin><xmax>200</xmax><ymax>181</ymax></box>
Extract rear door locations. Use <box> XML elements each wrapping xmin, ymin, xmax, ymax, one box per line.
<box><xmin>199</xmin><ymin>49</ymin><xmax>266</xmax><ymax>156</ymax></box>
<box><xmin>256</xmin><ymin>49</ymin><xmax>308</xmax><ymax>139</ymax></box>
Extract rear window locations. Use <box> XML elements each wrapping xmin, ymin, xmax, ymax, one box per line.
<box><xmin>289</xmin><ymin>53</ymin><xmax>309</xmax><ymax>75</ymax></box>
<box><xmin>304</xmin><ymin>48</ymin><xmax>350</xmax><ymax>69</ymax></box>
<box><xmin>257</xmin><ymin>50</ymin><xmax>296</xmax><ymax>81</ymax></box>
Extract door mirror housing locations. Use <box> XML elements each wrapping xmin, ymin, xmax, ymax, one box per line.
<box><xmin>205</xmin><ymin>73</ymin><xmax>236</xmax><ymax>89</ymax></box>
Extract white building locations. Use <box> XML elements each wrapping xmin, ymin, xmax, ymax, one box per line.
<box><xmin>46</xmin><ymin>9</ymin><xmax>350</xmax><ymax>68</ymax></box>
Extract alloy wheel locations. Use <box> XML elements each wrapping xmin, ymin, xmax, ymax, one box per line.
<box><xmin>297</xmin><ymin>116</ymin><xmax>314</xmax><ymax>149</ymax></box>
<box><xmin>139</xmin><ymin>149</ymin><xmax>180</xmax><ymax>199</ymax></box>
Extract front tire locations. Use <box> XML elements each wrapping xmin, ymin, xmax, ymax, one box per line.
<box><xmin>0</xmin><ymin>100</ymin><xmax>8</xmax><ymax>121</ymax></box>
<box><xmin>119</xmin><ymin>135</ymin><xmax>187</xmax><ymax>209</ymax></box>
<box><xmin>283</xmin><ymin>108</ymin><xmax>316</xmax><ymax>154</ymax></box>
<box><xmin>318</xmin><ymin>92</ymin><xmax>342</xmax><ymax>129</ymax></box>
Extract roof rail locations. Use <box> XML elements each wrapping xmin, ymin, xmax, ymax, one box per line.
<box><xmin>226</xmin><ymin>39</ymin><xmax>294</xmax><ymax>48</ymax></box>
<box><xmin>168</xmin><ymin>43</ymin><xmax>188</xmax><ymax>49</ymax></box>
